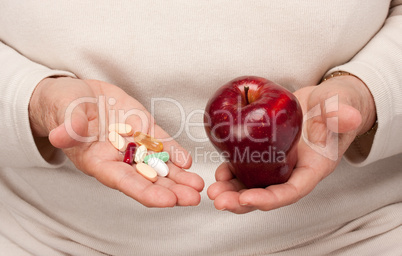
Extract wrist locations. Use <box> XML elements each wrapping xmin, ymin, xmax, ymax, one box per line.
<box><xmin>29</xmin><ymin>77</ymin><xmax>60</xmax><ymax>137</ymax></box>
<box><xmin>347</xmin><ymin>75</ymin><xmax>376</xmax><ymax>136</ymax></box>
<box><xmin>322</xmin><ymin>71</ymin><xmax>377</xmax><ymax>136</ymax></box>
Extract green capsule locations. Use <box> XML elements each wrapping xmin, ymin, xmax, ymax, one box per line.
<box><xmin>144</xmin><ymin>152</ymin><xmax>169</xmax><ymax>164</ymax></box>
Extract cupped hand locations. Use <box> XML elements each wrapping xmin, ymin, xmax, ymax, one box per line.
<box><xmin>29</xmin><ymin>77</ymin><xmax>204</xmax><ymax>207</ymax></box>
<box><xmin>207</xmin><ymin>75</ymin><xmax>376</xmax><ymax>213</ymax></box>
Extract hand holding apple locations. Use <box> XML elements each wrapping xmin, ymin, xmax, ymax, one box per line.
<box><xmin>207</xmin><ymin>75</ymin><xmax>376</xmax><ymax>213</ymax></box>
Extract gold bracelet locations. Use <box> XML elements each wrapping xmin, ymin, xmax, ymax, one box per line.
<box><xmin>355</xmin><ymin>120</ymin><xmax>378</xmax><ymax>139</ymax></box>
<box><xmin>322</xmin><ymin>71</ymin><xmax>354</xmax><ymax>82</ymax></box>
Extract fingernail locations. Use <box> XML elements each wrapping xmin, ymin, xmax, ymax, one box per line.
<box><xmin>219</xmin><ymin>208</ymin><xmax>227</xmax><ymax>211</ymax></box>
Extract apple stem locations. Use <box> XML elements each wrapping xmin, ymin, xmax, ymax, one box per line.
<box><xmin>244</xmin><ymin>86</ymin><xmax>250</xmax><ymax>105</ymax></box>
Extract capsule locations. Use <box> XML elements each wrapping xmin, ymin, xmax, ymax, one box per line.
<box><xmin>144</xmin><ymin>152</ymin><xmax>169</xmax><ymax>164</ymax></box>
<box><xmin>133</xmin><ymin>132</ymin><xmax>163</xmax><ymax>152</ymax></box>
<box><xmin>134</xmin><ymin>145</ymin><xmax>147</xmax><ymax>164</ymax></box>
<box><xmin>147</xmin><ymin>157</ymin><xmax>169</xmax><ymax>177</ymax></box>
<box><xmin>123</xmin><ymin>142</ymin><xmax>137</xmax><ymax>164</ymax></box>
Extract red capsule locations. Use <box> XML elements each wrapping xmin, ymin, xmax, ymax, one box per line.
<box><xmin>123</xmin><ymin>142</ymin><xmax>138</xmax><ymax>164</ymax></box>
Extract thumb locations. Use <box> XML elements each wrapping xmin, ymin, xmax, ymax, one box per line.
<box><xmin>49</xmin><ymin>108</ymin><xmax>92</xmax><ymax>149</ymax></box>
<box><xmin>324</xmin><ymin>96</ymin><xmax>362</xmax><ymax>134</ymax></box>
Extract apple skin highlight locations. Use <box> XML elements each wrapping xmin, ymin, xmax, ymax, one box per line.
<box><xmin>204</xmin><ymin>76</ymin><xmax>303</xmax><ymax>188</ymax></box>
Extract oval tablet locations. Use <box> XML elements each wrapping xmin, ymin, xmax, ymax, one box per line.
<box><xmin>147</xmin><ymin>158</ymin><xmax>169</xmax><ymax>177</ymax></box>
<box><xmin>134</xmin><ymin>145</ymin><xmax>147</xmax><ymax>164</ymax></box>
<box><xmin>136</xmin><ymin>163</ymin><xmax>158</xmax><ymax>182</ymax></box>
<box><xmin>108</xmin><ymin>123</ymin><xmax>133</xmax><ymax>136</ymax></box>
<box><xmin>108</xmin><ymin>131</ymin><xmax>127</xmax><ymax>151</ymax></box>
<box><xmin>144</xmin><ymin>152</ymin><xmax>169</xmax><ymax>164</ymax></box>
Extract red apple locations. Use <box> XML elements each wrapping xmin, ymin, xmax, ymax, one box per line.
<box><xmin>204</xmin><ymin>76</ymin><xmax>303</xmax><ymax>188</ymax></box>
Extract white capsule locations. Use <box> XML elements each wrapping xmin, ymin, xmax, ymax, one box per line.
<box><xmin>134</xmin><ymin>145</ymin><xmax>147</xmax><ymax>164</ymax></box>
<box><xmin>147</xmin><ymin>157</ymin><xmax>169</xmax><ymax>177</ymax></box>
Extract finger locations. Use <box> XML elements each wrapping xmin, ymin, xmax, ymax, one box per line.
<box><xmin>153</xmin><ymin>124</ymin><xmax>193</xmax><ymax>169</ymax></box>
<box><xmin>306</xmin><ymin>82</ymin><xmax>363</xmax><ymax>134</ymax></box>
<box><xmin>167</xmin><ymin>142</ymin><xmax>193</xmax><ymax>169</ymax></box>
<box><xmin>238</xmin><ymin>185</ymin><xmax>299</xmax><ymax>211</ymax></box>
<box><xmin>238</xmin><ymin>166</ymin><xmax>321</xmax><ymax>211</ymax></box>
<box><xmin>92</xmin><ymin>160</ymin><xmax>177</xmax><ymax>208</ymax></box>
<box><xmin>207</xmin><ymin>179</ymin><xmax>244</xmax><ymax>200</ymax></box>
<box><xmin>213</xmin><ymin>191</ymin><xmax>256</xmax><ymax>214</ymax></box>
<box><xmin>215</xmin><ymin>162</ymin><xmax>235</xmax><ymax>181</ymax></box>
<box><xmin>168</xmin><ymin>184</ymin><xmax>201</xmax><ymax>206</ymax></box>
<box><xmin>207</xmin><ymin>162</ymin><xmax>244</xmax><ymax>200</ymax></box>
<box><xmin>326</xmin><ymin>103</ymin><xmax>362</xmax><ymax>133</ymax></box>
<box><xmin>166</xmin><ymin>162</ymin><xmax>204</xmax><ymax>192</ymax></box>
<box><xmin>49</xmin><ymin>108</ymin><xmax>90</xmax><ymax>149</ymax></box>
<box><xmin>142</xmin><ymin>169</ymin><xmax>202</xmax><ymax>206</ymax></box>
<box><xmin>122</xmin><ymin>105</ymin><xmax>152</xmax><ymax>135</ymax></box>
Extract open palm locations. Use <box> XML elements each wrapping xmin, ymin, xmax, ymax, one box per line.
<box><xmin>31</xmin><ymin>77</ymin><xmax>204</xmax><ymax>207</ymax></box>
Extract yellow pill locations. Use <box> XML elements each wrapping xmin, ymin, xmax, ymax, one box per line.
<box><xmin>133</xmin><ymin>132</ymin><xmax>163</xmax><ymax>152</ymax></box>
<box><xmin>108</xmin><ymin>131</ymin><xmax>127</xmax><ymax>151</ymax></box>
<box><xmin>136</xmin><ymin>163</ymin><xmax>158</xmax><ymax>182</ymax></box>
<box><xmin>108</xmin><ymin>123</ymin><xmax>133</xmax><ymax>136</ymax></box>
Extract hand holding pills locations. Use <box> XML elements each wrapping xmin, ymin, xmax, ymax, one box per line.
<box><xmin>29</xmin><ymin>77</ymin><xmax>204</xmax><ymax>207</ymax></box>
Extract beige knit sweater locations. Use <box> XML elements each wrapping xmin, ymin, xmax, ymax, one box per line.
<box><xmin>0</xmin><ymin>1</ymin><xmax>401</xmax><ymax>255</ymax></box>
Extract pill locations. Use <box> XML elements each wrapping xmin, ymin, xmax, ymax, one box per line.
<box><xmin>147</xmin><ymin>157</ymin><xmax>169</xmax><ymax>177</ymax></box>
<box><xmin>133</xmin><ymin>132</ymin><xmax>163</xmax><ymax>152</ymax></box>
<box><xmin>108</xmin><ymin>131</ymin><xmax>127</xmax><ymax>151</ymax></box>
<box><xmin>123</xmin><ymin>142</ymin><xmax>137</xmax><ymax>164</ymax></box>
<box><xmin>134</xmin><ymin>145</ymin><xmax>147</xmax><ymax>163</ymax></box>
<box><xmin>136</xmin><ymin>163</ymin><xmax>158</xmax><ymax>182</ymax></box>
<box><xmin>144</xmin><ymin>152</ymin><xmax>170</xmax><ymax>164</ymax></box>
<box><xmin>108</xmin><ymin>123</ymin><xmax>133</xmax><ymax>136</ymax></box>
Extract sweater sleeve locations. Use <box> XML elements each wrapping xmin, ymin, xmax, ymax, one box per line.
<box><xmin>326</xmin><ymin>1</ymin><xmax>402</xmax><ymax>167</ymax></box>
<box><xmin>0</xmin><ymin>41</ymin><xmax>76</xmax><ymax>168</ymax></box>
